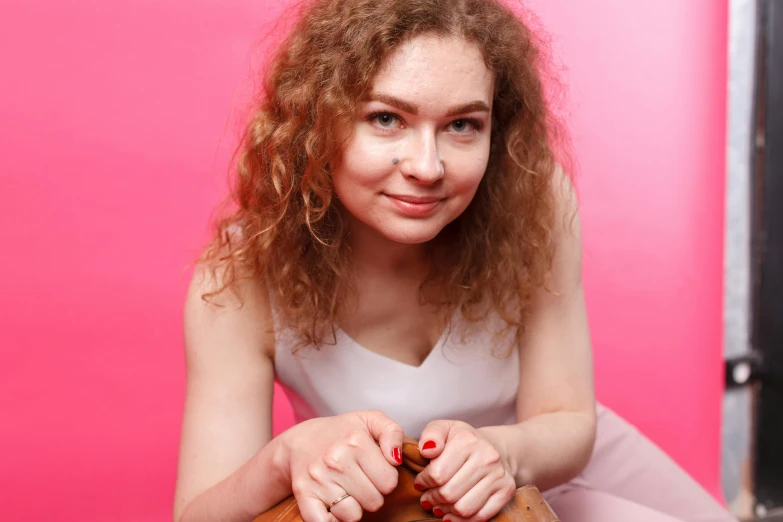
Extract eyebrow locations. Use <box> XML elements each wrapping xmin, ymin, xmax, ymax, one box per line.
<box><xmin>365</xmin><ymin>93</ymin><xmax>491</xmax><ymax>117</ymax></box>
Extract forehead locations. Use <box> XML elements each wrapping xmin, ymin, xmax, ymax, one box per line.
<box><xmin>369</xmin><ymin>35</ymin><xmax>494</xmax><ymax>109</ymax></box>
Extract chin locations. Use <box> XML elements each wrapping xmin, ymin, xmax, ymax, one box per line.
<box><xmin>374</xmin><ymin>222</ymin><xmax>445</xmax><ymax>245</ymax></box>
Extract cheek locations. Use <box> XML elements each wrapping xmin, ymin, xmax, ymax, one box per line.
<box><xmin>449</xmin><ymin>144</ymin><xmax>490</xmax><ymax>192</ymax></box>
<box><xmin>333</xmin><ymin>134</ymin><xmax>395</xmax><ymax>190</ymax></box>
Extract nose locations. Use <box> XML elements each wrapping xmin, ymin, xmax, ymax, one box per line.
<box><xmin>399</xmin><ymin>129</ymin><xmax>444</xmax><ymax>184</ymax></box>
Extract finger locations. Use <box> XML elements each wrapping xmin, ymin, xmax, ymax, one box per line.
<box><xmin>355</xmin><ymin>444</ymin><xmax>400</xmax><ymax>497</ymax></box>
<box><xmin>431</xmin><ymin>505</ymin><xmax>451</xmax><ymax>519</ymax></box>
<box><xmin>448</xmin><ymin>474</ymin><xmax>499</xmax><ymax>519</ymax></box>
<box><xmin>415</xmin><ymin>436</ymin><xmax>469</xmax><ymax>491</ymax></box>
<box><xmin>324</xmin><ymin>494</ymin><xmax>364</xmax><ymax>522</ymax></box>
<box><xmin>448</xmin><ymin>488</ymin><xmax>515</xmax><ymax>522</ymax></box>
<box><xmin>319</xmin><ymin>438</ymin><xmax>390</xmax><ymax>513</ymax></box>
<box><xmin>297</xmin><ymin>495</ymin><xmax>340</xmax><ymax>522</ymax></box>
<box><xmin>300</xmin><ymin>461</ymin><xmax>363</xmax><ymax>522</ymax></box>
<box><xmin>331</xmin><ymin>459</ymin><xmax>388</xmax><ymax>512</ymax></box>
<box><xmin>361</xmin><ymin>410</ymin><xmax>405</xmax><ymax>466</ymax></box>
<box><xmin>423</xmin><ymin>453</ymin><xmax>485</xmax><ymax>506</ymax></box>
<box><xmin>418</xmin><ymin>420</ymin><xmax>453</xmax><ymax>458</ymax></box>
<box><xmin>421</xmin><ymin>487</ymin><xmax>446</xmax><ymax>508</ymax></box>
<box><xmin>313</xmin><ymin>479</ymin><xmax>363</xmax><ymax>522</ymax></box>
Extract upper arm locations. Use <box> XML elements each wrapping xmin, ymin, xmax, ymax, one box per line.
<box><xmin>173</xmin><ymin>259</ymin><xmax>277</xmax><ymax>520</ymax></box>
<box><xmin>515</xmin><ymin>167</ymin><xmax>596</xmax><ymax>423</ymax></box>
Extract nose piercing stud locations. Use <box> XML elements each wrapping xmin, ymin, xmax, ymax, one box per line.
<box><xmin>392</xmin><ymin>158</ymin><xmax>399</xmax><ymax>164</ymax></box>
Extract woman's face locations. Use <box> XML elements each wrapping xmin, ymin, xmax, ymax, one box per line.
<box><xmin>332</xmin><ymin>35</ymin><xmax>494</xmax><ymax>245</ymax></box>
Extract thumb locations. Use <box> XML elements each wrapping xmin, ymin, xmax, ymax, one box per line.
<box><xmin>362</xmin><ymin>409</ymin><xmax>405</xmax><ymax>466</ymax></box>
<box><xmin>418</xmin><ymin>420</ymin><xmax>453</xmax><ymax>458</ymax></box>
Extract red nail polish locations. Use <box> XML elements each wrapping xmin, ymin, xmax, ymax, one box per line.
<box><xmin>392</xmin><ymin>447</ymin><xmax>402</xmax><ymax>464</ymax></box>
<box><xmin>414</xmin><ymin>483</ymin><xmax>425</xmax><ymax>491</ymax></box>
<box><xmin>422</xmin><ymin>440</ymin><xmax>436</xmax><ymax>450</ymax></box>
<box><xmin>434</xmin><ymin>508</ymin><xmax>445</xmax><ymax>518</ymax></box>
<box><xmin>422</xmin><ymin>501</ymin><xmax>432</xmax><ymax>510</ymax></box>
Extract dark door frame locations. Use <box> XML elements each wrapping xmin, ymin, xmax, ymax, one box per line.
<box><xmin>751</xmin><ymin>0</ymin><xmax>783</xmax><ymax>514</ymax></box>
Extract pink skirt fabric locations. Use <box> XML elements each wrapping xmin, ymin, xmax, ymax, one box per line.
<box><xmin>542</xmin><ymin>404</ymin><xmax>737</xmax><ymax>522</ymax></box>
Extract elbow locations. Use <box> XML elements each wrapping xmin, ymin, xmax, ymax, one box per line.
<box><xmin>173</xmin><ymin>499</ymin><xmax>191</xmax><ymax>522</ymax></box>
<box><xmin>571</xmin><ymin>409</ymin><xmax>598</xmax><ymax>478</ymax></box>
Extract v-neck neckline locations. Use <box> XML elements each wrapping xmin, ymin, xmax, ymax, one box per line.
<box><xmin>337</xmin><ymin>311</ymin><xmax>457</xmax><ymax>370</ymax></box>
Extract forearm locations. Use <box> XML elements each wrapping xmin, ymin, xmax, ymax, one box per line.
<box><xmin>478</xmin><ymin>409</ymin><xmax>596</xmax><ymax>492</ymax></box>
<box><xmin>177</xmin><ymin>436</ymin><xmax>291</xmax><ymax>522</ymax></box>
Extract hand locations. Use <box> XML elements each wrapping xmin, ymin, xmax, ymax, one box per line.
<box><xmin>413</xmin><ymin>421</ymin><xmax>517</xmax><ymax>522</ymax></box>
<box><xmin>279</xmin><ymin>410</ymin><xmax>404</xmax><ymax>522</ymax></box>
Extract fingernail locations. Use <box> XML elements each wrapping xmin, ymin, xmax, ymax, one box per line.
<box><xmin>392</xmin><ymin>447</ymin><xmax>402</xmax><ymax>464</ymax></box>
<box><xmin>434</xmin><ymin>508</ymin><xmax>445</xmax><ymax>518</ymax></box>
<box><xmin>414</xmin><ymin>483</ymin><xmax>425</xmax><ymax>491</ymax></box>
<box><xmin>422</xmin><ymin>501</ymin><xmax>433</xmax><ymax>510</ymax></box>
<box><xmin>422</xmin><ymin>440</ymin><xmax>436</xmax><ymax>450</ymax></box>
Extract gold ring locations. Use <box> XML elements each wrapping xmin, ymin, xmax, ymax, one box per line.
<box><xmin>327</xmin><ymin>493</ymin><xmax>351</xmax><ymax>511</ymax></box>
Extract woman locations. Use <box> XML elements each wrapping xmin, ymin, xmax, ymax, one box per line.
<box><xmin>173</xmin><ymin>1</ymin><xmax>737</xmax><ymax>521</ymax></box>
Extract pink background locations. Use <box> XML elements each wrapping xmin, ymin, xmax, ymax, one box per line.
<box><xmin>0</xmin><ymin>0</ymin><xmax>727</xmax><ymax>520</ymax></box>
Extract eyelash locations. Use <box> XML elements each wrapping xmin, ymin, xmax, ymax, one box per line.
<box><xmin>366</xmin><ymin>111</ymin><xmax>484</xmax><ymax>133</ymax></box>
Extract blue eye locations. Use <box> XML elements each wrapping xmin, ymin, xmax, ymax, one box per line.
<box><xmin>368</xmin><ymin>112</ymin><xmax>399</xmax><ymax>127</ymax></box>
<box><xmin>450</xmin><ymin>119</ymin><xmax>482</xmax><ymax>133</ymax></box>
<box><xmin>366</xmin><ymin>111</ymin><xmax>483</xmax><ymax>133</ymax></box>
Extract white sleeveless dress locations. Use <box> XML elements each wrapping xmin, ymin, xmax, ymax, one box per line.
<box><xmin>270</xmin><ymin>306</ymin><xmax>736</xmax><ymax>522</ymax></box>
<box><xmin>272</xmin><ymin>308</ymin><xmax>519</xmax><ymax>438</ymax></box>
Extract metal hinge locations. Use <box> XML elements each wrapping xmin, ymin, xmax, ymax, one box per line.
<box><xmin>725</xmin><ymin>351</ymin><xmax>765</xmax><ymax>388</ymax></box>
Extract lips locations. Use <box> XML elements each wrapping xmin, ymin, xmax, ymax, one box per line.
<box><xmin>384</xmin><ymin>194</ymin><xmax>445</xmax><ymax>217</ymax></box>
<box><xmin>384</xmin><ymin>194</ymin><xmax>444</xmax><ymax>204</ymax></box>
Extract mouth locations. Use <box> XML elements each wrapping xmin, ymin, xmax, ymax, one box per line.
<box><xmin>383</xmin><ymin>194</ymin><xmax>445</xmax><ymax>217</ymax></box>
<box><xmin>384</xmin><ymin>194</ymin><xmax>445</xmax><ymax>204</ymax></box>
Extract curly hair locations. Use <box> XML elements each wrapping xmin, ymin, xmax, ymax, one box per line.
<box><xmin>200</xmin><ymin>0</ymin><xmax>574</xmax><ymax>351</ymax></box>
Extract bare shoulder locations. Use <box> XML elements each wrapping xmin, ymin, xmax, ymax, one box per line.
<box><xmin>183</xmin><ymin>247</ymin><xmax>276</xmax><ymax>361</ymax></box>
<box><xmin>552</xmin><ymin>163</ymin><xmax>580</xmax><ymax>236</ymax></box>
<box><xmin>546</xmin><ymin>163</ymin><xmax>582</xmax><ymax>295</ymax></box>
